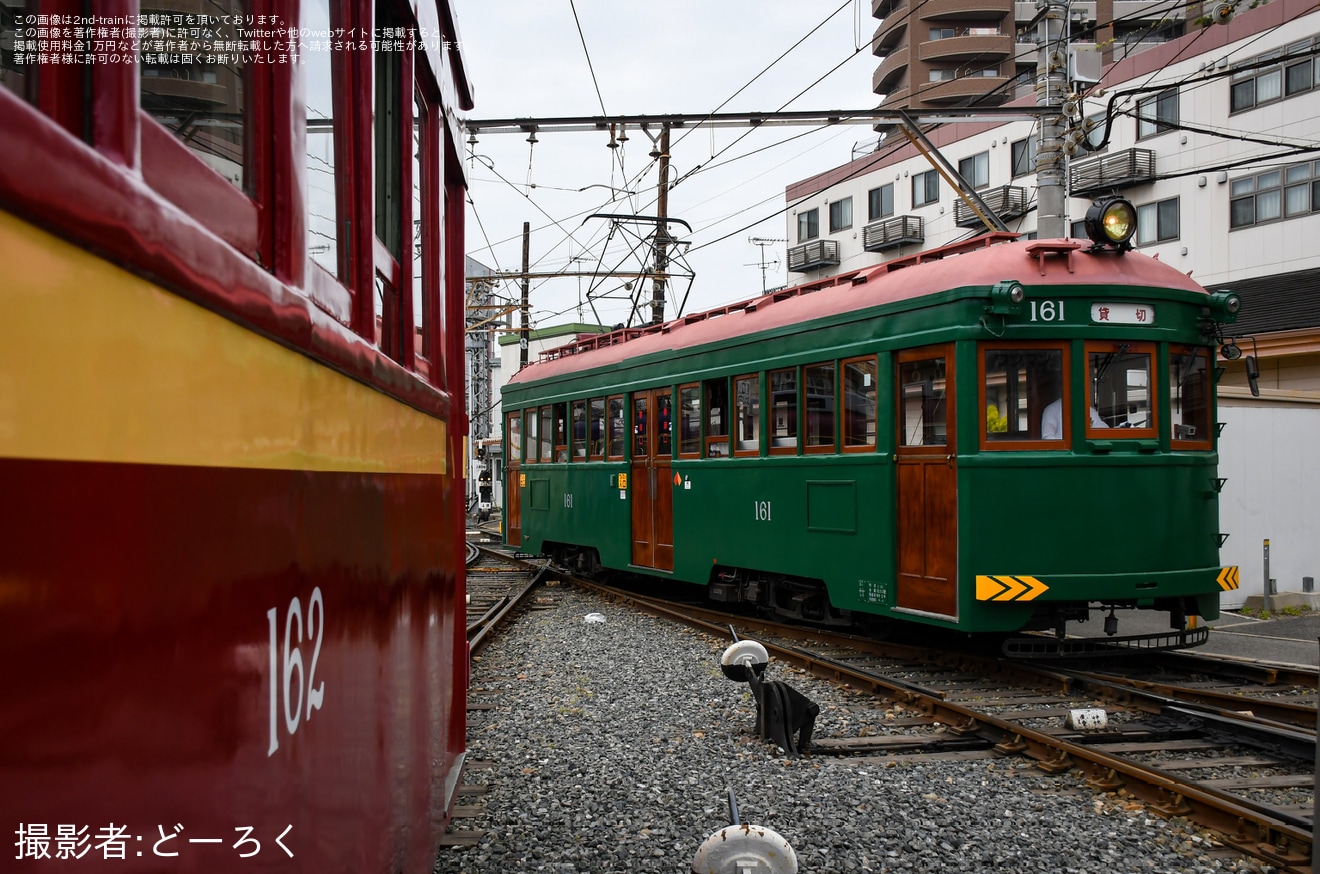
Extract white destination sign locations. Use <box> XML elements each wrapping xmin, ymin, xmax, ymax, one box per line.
<box><xmin>1090</xmin><ymin>302</ymin><xmax>1156</xmax><ymax>326</ymax></box>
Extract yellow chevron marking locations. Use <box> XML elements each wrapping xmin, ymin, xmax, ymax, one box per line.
<box><xmin>1217</xmin><ymin>566</ymin><xmax>1240</xmax><ymax>591</ymax></box>
<box><xmin>976</xmin><ymin>575</ymin><xmax>1050</xmax><ymax>602</ymax></box>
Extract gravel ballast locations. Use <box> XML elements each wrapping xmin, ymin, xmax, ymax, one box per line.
<box><xmin>437</xmin><ymin>583</ymin><xmax>1275</xmax><ymax>873</ymax></box>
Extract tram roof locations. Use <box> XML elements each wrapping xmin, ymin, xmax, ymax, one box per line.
<box><xmin>508</xmin><ymin>234</ymin><xmax>1208</xmax><ymax>385</ymax></box>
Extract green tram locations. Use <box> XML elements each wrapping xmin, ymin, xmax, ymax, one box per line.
<box><xmin>501</xmin><ymin>202</ymin><xmax>1244</xmax><ymax>653</ymax></box>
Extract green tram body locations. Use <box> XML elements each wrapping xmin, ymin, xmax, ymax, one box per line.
<box><xmin>501</xmin><ymin>235</ymin><xmax>1240</xmax><ymax>638</ymax></box>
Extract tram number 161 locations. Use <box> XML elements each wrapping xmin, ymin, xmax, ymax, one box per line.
<box><xmin>1029</xmin><ymin>300</ymin><xmax>1065</xmax><ymax>322</ymax></box>
<box><xmin>753</xmin><ymin>500</ymin><xmax>772</xmax><ymax>522</ymax></box>
<box><xmin>267</xmin><ymin>587</ymin><xmax>326</xmax><ymax>756</ymax></box>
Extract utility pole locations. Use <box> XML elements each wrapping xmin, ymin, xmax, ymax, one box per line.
<box><xmin>650</xmin><ymin>125</ymin><xmax>670</xmax><ymax>325</ymax></box>
<box><xmin>1035</xmin><ymin>0</ymin><xmax>1070</xmax><ymax>240</ymax></box>
<box><xmin>519</xmin><ymin>221</ymin><xmax>530</xmax><ymax>369</ymax></box>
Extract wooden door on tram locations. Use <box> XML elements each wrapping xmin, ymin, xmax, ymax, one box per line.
<box><xmin>630</xmin><ymin>389</ymin><xmax>674</xmax><ymax>570</ymax></box>
<box><xmin>895</xmin><ymin>346</ymin><xmax>957</xmax><ymax>617</ymax></box>
<box><xmin>504</xmin><ymin>411</ymin><xmax>522</xmax><ymax>547</ymax></box>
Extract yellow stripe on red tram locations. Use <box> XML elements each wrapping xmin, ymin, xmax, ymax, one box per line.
<box><xmin>0</xmin><ymin>212</ymin><xmax>446</xmax><ymax>474</ymax></box>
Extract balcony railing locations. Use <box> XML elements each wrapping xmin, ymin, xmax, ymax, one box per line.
<box><xmin>787</xmin><ymin>239</ymin><xmax>840</xmax><ymax>272</ymax></box>
<box><xmin>1069</xmin><ymin>148</ymin><xmax>1157</xmax><ymax>196</ymax></box>
<box><xmin>863</xmin><ymin>215</ymin><xmax>925</xmax><ymax>251</ymax></box>
<box><xmin>953</xmin><ymin>185</ymin><xmax>1029</xmax><ymax>228</ymax></box>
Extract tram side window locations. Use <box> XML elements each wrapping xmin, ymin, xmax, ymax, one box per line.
<box><xmin>734</xmin><ymin>375</ymin><xmax>761</xmax><ymax>456</ymax></box>
<box><xmin>551</xmin><ymin>403</ymin><xmax>568</xmax><ymax>461</ymax></box>
<box><xmin>769</xmin><ymin>368</ymin><xmax>798</xmax><ymax>454</ymax></box>
<box><xmin>679</xmin><ymin>385</ymin><xmax>701</xmax><ymax>457</ymax></box>
<box><xmin>704</xmin><ymin>378</ymin><xmax>730</xmax><ymax>457</ymax></box>
<box><xmin>141</xmin><ymin>1</ymin><xmax>249</xmax><ymax>193</ymax></box>
<box><xmin>804</xmin><ymin>362</ymin><xmax>836</xmax><ymax>452</ymax></box>
<box><xmin>589</xmin><ymin>398</ymin><xmax>606</xmax><ymax>460</ymax></box>
<box><xmin>842</xmin><ymin>357</ymin><xmax>877</xmax><ymax>450</ymax></box>
<box><xmin>982</xmin><ymin>346</ymin><xmax>1066</xmax><ymax>446</ymax></box>
<box><xmin>539</xmin><ymin>406</ymin><xmax>553</xmax><ymax>461</ymax></box>
<box><xmin>506</xmin><ymin>411</ymin><xmax>522</xmax><ymax>463</ymax></box>
<box><xmin>1</xmin><ymin>0</ymin><xmax>31</xmax><ymax>102</ymax></box>
<box><xmin>571</xmin><ymin>401</ymin><xmax>587</xmax><ymax>459</ymax></box>
<box><xmin>899</xmin><ymin>356</ymin><xmax>948</xmax><ymax>446</ymax></box>
<box><xmin>1170</xmin><ymin>346</ymin><xmax>1211</xmax><ymax>447</ymax></box>
<box><xmin>1087</xmin><ymin>341</ymin><xmax>1157</xmax><ymax>436</ymax></box>
<box><xmin>303</xmin><ymin>0</ymin><xmax>341</xmax><ymax>279</ymax></box>
<box><xmin>607</xmin><ymin>396</ymin><xmax>625</xmax><ymax>459</ymax></box>
<box><xmin>524</xmin><ymin>407</ymin><xmax>538</xmax><ymax>464</ymax></box>
<box><xmin>633</xmin><ymin>395</ymin><xmax>649</xmax><ymax>458</ymax></box>
<box><xmin>656</xmin><ymin>392</ymin><xmax>673</xmax><ymax>457</ymax></box>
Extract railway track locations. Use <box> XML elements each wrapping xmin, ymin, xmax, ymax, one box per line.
<box><xmin>569</xmin><ymin>573</ymin><xmax>1319</xmax><ymax>872</ymax></box>
<box><xmin>464</xmin><ymin>537</ymin><xmax>554</xmax><ymax>656</ymax></box>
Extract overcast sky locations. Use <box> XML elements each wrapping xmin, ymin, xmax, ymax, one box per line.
<box><xmin>454</xmin><ymin>0</ymin><xmax>879</xmax><ymax>331</ymax></box>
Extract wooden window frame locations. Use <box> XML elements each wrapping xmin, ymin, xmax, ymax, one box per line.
<box><xmin>978</xmin><ymin>341</ymin><xmax>1070</xmax><ymax>451</ymax></box>
<box><xmin>1169</xmin><ymin>345</ymin><xmax>1213</xmax><ymax>451</ymax></box>
<box><xmin>538</xmin><ymin>406</ymin><xmax>553</xmax><ymax>462</ymax></box>
<box><xmin>1085</xmin><ymin>340</ymin><xmax>1159</xmax><ymax>440</ymax></box>
<box><xmin>841</xmin><ymin>355</ymin><xmax>878</xmax><ymax>453</ymax></box>
<box><xmin>678</xmin><ymin>383</ymin><xmax>702</xmax><ymax>459</ymax></box>
<box><xmin>803</xmin><ymin>361</ymin><xmax>837</xmax><ymax>455</ymax></box>
<box><xmin>733</xmin><ymin>374</ymin><xmax>762</xmax><ymax>458</ymax></box>
<box><xmin>703</xmin><ymin>377</ymin><xmax>731</xmax><ymax>458</ymax></box>
<box><xmin>896</xmin><ymin>346</ymin><xmax>954</xmax><ymax>454</ymax></box>
<box><xmin>550</xmin><ymin>402</ymin><xmax>567</xmax><ymax>462</ymax></box>
<box><xmin>588</xmin><ymin>398</ymin><xmax>606</xmax><ymax>461</ymax></box>
<box><xmin>570</xmin><ymin>400</ymin><xmax>588</xmax><ymax>460</ymax></box>
<box><xmin>768</xmin><ymin>367</ymin><xmax>799</xmax><ymax>456</ymax></box>
<box><xmin>606</xmin><ymin>395</ymin><xmax>626</xmax><ymax>460</ymax></box>
<box><xmin>506</xmin><ymin>410</ymin><xmax>523</xmax><ymax>464</ymax></box>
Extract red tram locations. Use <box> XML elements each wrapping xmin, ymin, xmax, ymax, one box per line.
<box><xmin>0</xmin><ymin>1</ymin><xmax>472</xmax><ymax>870</ymax></box>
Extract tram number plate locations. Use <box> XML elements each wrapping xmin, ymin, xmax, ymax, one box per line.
<box><xmin>267</xmin><ymin>588</ymin><xmax>327</xmax><ymax>756</ymax></box>
<box><xmin>753</xmin><ymin>501</ymin><xmax>772</xmax><ymax>522</ymax></box>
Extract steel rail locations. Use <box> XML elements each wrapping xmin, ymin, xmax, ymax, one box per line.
<box><xmin>465</xmin><ymin>546</ymin><xmax>554</xmax><ymax>657</ymax></box>
<box><xmin>571</xmin><ymin>576</ymin><xmax>1314</xmax><ymax>871</ymax></box>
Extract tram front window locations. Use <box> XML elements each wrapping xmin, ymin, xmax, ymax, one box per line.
<box><xmin>1170</xmin><ymin>346</ymin><xmax>1211</xmax><ymax>446</ymax></box>
<box><xmin>1087</xmin><ymin>342</ymin><xmax>1157</xmax><ymax>436</ymax></box>
<box><xmin>982</xmin><ymin>347</ymin><xmax>1065</xmax><ymax>443</ymax></box>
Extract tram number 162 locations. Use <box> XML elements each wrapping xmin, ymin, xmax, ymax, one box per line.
<box><xmin>267</xmin><ymin>587</ymin><xmax>326</xmax><ymax>756</ymax></box>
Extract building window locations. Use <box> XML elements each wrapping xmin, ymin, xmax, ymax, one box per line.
<box><xmin>929</xmin><ymin>27</ymin><xmax>955</xmax><ymax>40</ymax></box>
<box><xmin>868</xmin><ymin>183</ymin><xmax>894</xmax><ymax>221</ymax></box>
<box><xmin>1231</xmin><ymin>40</ymin><xmax>1318</xmax><ymax>113</ymax></box>
<box><xmin>1137</xmin><ymin>88</ymin><xmax>1178</xmax><ymax>139</ymax></box>
<box><xmin>1010</xmin><ymin>136</ymin><xmax>1037</xmax><ymax>178</ymax></box>
<box><xmin>797</xmin><ymin>208</ymin><xmax>819</xmax><ymax>242</ymax></box>
<box><xmin>1135</xmin><ymin>197</ymin><xmax>1179</xmax><ymax>245</ymax></box>
<box><xmin>829</xmin><ymin>197</ymin><xmax>852</xmax><ymax>232</ymax></box>
<box><xmin>1230</xmin><ymin>160</ymin><xmax>1320</xmax><ymax>229</ymax></box>
<box><xmin>1083</xmin><ymin>112</ymin><xmax>1107</xmax><ymax>152</ymax></box>
<box><xmin>929</xmin><ymin>69</ymin><xmax>956</xmax><ymax>82</ymax></box>
<box><xmin>958</xmin><ymin>151</ymin><xmax>989</xmax><ymax>189</ymax></box>
<box><xmin>913</xmin><ymin>169</ymin><xmax>938</xmax><ymax>207</ymax></box>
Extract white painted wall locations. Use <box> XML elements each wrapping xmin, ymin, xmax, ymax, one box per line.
<box><xmin>1217</xmin><ymin>399</ymin><xmax>1320</xmax><ymax>607</ymax></box>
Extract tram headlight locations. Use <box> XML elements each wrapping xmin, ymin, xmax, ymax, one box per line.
<box><xmin>1206</xmin><ymin>290</ymin><xmax>1241</xmax><ymax>323</ymax></box>
<box><xmin>1084</xmin><ymin>196</ymin><xmax>1137</xmax><ymax>251</ymax></box>
<box><xmin>988</xmin><ymin>280</ymin><xmax>1025</xmax><ymax>314</ymax></box>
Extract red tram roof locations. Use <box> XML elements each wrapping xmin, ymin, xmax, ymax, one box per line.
<box><xmin>509</xmin><ymin>234</ymin><xmax>1207</xmax><ymax>385</ymax></box>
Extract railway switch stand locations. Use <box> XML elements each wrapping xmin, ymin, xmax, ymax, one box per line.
<box><xmin>720</xmin><ymin>639</ymin><xmax>819</xmax><ymax>756</ymax></box>
<box><xmin>691</xmin><ymin>790</ymin><xmax>799</xmax><ymax>874</ymax></box>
